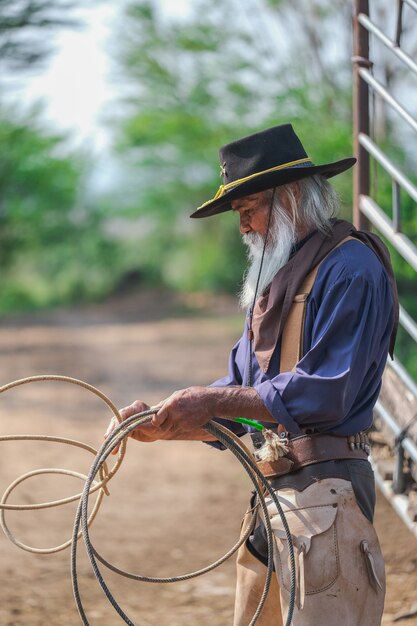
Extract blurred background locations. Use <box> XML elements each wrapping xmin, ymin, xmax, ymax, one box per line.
<box><xmin>1</xmin><ymin>2</ymin><xmax>417</xmax><ymax>624</ymax></box>
<box><xmin>1</xmin><ymin>0</ymin><xmax>416</xmax><ymax>370</ymax></box>
<box><xmin>0</xmin><ymin>1</ymin><xmax>413</xmax><ymax>324</ymax></box>
<box><xmin>0</xmin><ymin>0</ymin><xmax>408</xmax><ymax>302</ymax></box>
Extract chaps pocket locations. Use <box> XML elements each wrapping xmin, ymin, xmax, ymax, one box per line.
<box><xmin>270</xmin><ymin>503</ymin><xmax>339</xmax><ymax>604</ymax></box>
<box><xmin>360</xmin><ymin>540</ymin><xmax>383</xmax><ymax>592</ymax></box>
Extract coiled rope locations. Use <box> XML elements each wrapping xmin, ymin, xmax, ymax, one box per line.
<box><xmin>0</xmin><ymin>375</ymin><xmax>295</xmax><ymax>625</ymax></box>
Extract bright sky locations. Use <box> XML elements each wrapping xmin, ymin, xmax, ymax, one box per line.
<box><xmin>1</xmin><ymin>3</ymin><xmax>118</xmax><ymax>152</ymax></box>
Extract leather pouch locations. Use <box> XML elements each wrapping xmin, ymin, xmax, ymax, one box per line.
<box><xmin>269</xmin><ymin>503</ymin><xmax>339</xmax><ymax>609</ymax></box>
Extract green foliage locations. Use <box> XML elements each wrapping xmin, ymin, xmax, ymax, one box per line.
<box><xmin>0</xmin><ymin>0</ymin><xmax>126</xmax><ymax>313</ymax></box>
<box><xmin>0</xmin><ymin>111</ymin><xmax>123</xmax><ymax>313</ymax></box>
<box><xmin>0</xmin><ymin>115</ymin><xmax>79</xmax><ymax>265</ymax></box>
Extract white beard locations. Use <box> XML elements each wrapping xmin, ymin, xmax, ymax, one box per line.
<box><xmin>239</xmin><ymin>205</ymin><xmax>297</xmax><ymax>310</ymax></box>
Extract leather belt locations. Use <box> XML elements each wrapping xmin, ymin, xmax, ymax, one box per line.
<box><xmin>254</xmin><ymin>433</ymin><xmax>368</xmax><ymax>479</ymax></box>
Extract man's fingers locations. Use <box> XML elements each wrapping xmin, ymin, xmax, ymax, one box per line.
<box><xmin>106</xmin><ymin>397</ymin><xmax>188</xmax><ymax>447</ymax></box>
<box><xmin>151</xmin><ymin>414</ymin><xmax>168</xmax><ymax>428</ymax></box>
<box><xmin>119</xmin><ymin>400</ymin><xmax>151</xmax><ymax>420</ymax></box>
<box><xmin>151</xmin><ymin>406</ymin><xmax>170</xmax><ymax>428</ymax></box>
<box><xmin>104</xmin><ymin>416</ymin><xmax>117</xmax><ymax>438</ymax></box>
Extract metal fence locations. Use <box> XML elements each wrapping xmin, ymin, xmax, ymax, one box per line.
<box><xmin>353</xmin><ymin>0</ymin><xmax>417</xmax><ymax>536</ymax></box>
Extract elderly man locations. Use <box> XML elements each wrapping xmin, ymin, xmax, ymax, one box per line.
<box><xmin>113</xmin><ymin>124</ymin><xmax>398</xmax><ymax>625</ymax></box>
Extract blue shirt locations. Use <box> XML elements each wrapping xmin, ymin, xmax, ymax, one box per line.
<box><xmin>210</xmin><ymin>239</ymin><xmax>395</xmax><ymax>440</ymax></box>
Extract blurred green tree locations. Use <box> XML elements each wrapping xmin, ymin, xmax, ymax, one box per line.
<box><xmin>0</xmin><ymin>1</ymin><xmax>122</xmax><ymax>313</ymax></box>
<box><xmin>0</xmin><ymin>112</ymin><xmax>120</xmax><ymax>312</ymax></box>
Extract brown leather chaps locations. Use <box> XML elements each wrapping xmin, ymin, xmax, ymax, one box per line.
<box><xmin>234</xmin><ymin>478</ymin><xmax>385</xmax><ymax>626</ymax></box>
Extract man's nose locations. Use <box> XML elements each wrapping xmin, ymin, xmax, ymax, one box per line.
<box><xmin>239</xmin><ymin>215</ymin><xmax>251</xmax><ymax>234</ymax></box>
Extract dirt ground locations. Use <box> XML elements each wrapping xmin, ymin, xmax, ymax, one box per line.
<box><xmin>0</xmin><ymin>290</ymin><xmax>416</xmax><ymax>626</ymax></box>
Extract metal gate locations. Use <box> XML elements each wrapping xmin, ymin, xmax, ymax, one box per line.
<box><xmin>353</xmin><ymin>0</ymin><xmax>417</xmax><ymax>536</ymax></box>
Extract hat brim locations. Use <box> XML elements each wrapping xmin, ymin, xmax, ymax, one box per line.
<box><xmin>190</xmin><ymin>157</ymin><xmax>356</xmax><ymax>219</ymax></box>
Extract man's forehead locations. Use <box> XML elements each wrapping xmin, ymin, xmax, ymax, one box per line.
<box><xmin>231</xmin><ymin>191</ymin><xmax>271</xmax><ymax>210</ymax></box>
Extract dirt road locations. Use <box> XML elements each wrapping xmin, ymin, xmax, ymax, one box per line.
<box><xmin>0</xmin><ymin>290</ymin><xmax>416</xmax><ymax>625</ymax></box>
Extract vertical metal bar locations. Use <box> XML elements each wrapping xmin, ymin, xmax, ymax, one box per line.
<box><xmin>392</xmin><ymin>180</ymin><xmax>401</xmax><ymax>232</ymax></box>
<box><xmin>353</xmin><ymin>0</ymin><xmax>371</xmax><ymax>230</ymax></box>
<box><xmin>395</xmin><ymin>0</ymin><xmax>404</xmax><ymax>46</ymax></box>
<box><xmin>393</xmin><ymin>445</ymin><xmax>406</xmax><ymax>494</ymax></box>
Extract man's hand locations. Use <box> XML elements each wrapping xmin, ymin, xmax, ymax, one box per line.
<box><xmin>105</xmin><ymin>385</ymin><xmax>275</xmax><ymax>451</ymax></box>
<box><xmin>105</xmin><ymin>391</ymin><xmax>218</xmax><ymax>453</ymax></box>
<box><xmin>151</xmin><ymin>386</ymin><xmax>217</xmax><ymax>437</ymax></box>
<box><xmin>105</xmin><ymin>400</ymin><xmax>154</xmax><ymax>454</ymax></box>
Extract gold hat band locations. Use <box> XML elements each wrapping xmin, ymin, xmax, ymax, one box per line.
<box><xmin>197</xmin><ymin>157</ymin><xmax>312</xmax><ymax>209</ymax></box>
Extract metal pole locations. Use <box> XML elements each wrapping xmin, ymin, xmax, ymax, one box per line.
<box><xmin>395</xmin><ymin>0</ymin><xmax>404</xmax><ymax>46</ymax></box>
<box><xmin>353</xmin><ymin>0</ymin><xmax>371</xmax><ymax>229</ymax></box>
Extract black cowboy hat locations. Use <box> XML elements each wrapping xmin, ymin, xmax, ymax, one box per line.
<box><xmin>190</xmin><ymin>123</ymin><xmax>356</xmax><ymax>218</ymax></box>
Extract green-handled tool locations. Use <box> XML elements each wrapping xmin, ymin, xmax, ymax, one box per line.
<box><xmin>234</xmin><ymin>417</ymin><xmax>264</xmax><ymax>431</ymax></box>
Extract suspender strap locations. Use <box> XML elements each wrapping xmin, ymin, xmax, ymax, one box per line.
<box><xmin>279</xmin><ymin>236</ymin><xmax>357</xmax><ymax>373</ymax></box>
